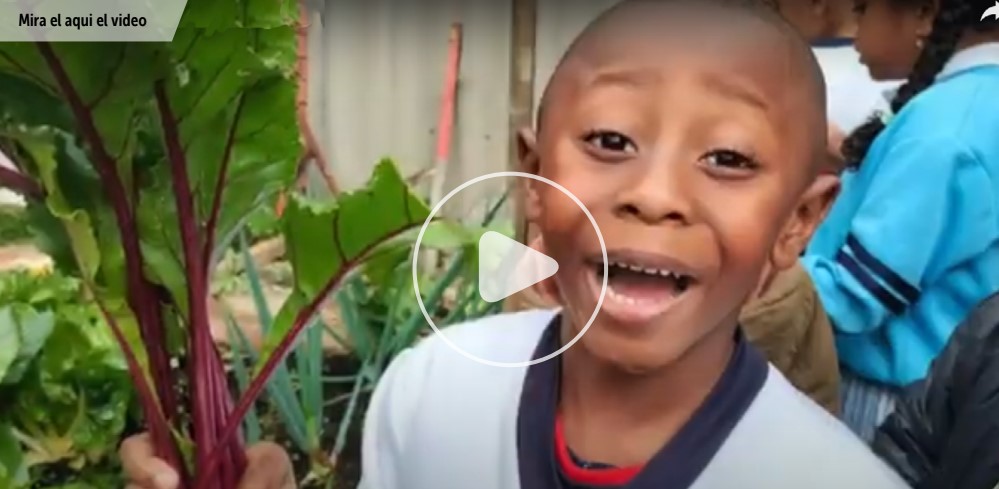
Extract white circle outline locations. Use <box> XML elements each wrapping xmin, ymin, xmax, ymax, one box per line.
<box><xmin>412</xmin><ymin>171</ymin><xmax>608</xmax><ymax>368</ymax></box>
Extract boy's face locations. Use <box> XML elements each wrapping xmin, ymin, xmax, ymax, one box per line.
<box><xmin>520</xmin><ymin>9</ymin><xmax>838</xmax><ymax>373</ymax></box>
<box><xmin>853</xmin><ymin>0</ymin><xmax>935</xmax><ymax>80</ymax></box>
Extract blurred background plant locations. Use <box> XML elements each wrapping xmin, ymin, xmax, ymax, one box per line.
<box><xmin>0</xmin><ymin>205</ymin><xmax>32</xmax><ymax>244</ymax></box>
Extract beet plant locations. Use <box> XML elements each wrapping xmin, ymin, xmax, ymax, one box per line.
<box><xmin>0</xmin><ymin>1</ymin><xmax>442</xmax><ymax>487</ymax></box>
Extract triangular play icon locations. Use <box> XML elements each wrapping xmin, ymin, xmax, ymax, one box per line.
<box><xmin>477</xmin><ymin>231</ymin><xmax>559</xmax><ymax>303</ymax></box>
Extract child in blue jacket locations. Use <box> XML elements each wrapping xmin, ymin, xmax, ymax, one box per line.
<box><xmin>803</xmin><ymin>0</ymin><xmax>999</xmax><ymax>441</ymax></box>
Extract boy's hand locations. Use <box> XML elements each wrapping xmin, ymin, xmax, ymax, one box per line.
<box><xmin>120</xmin><ymin>433</ymin><xmax>296</xmax><ymax>489</ymax></box>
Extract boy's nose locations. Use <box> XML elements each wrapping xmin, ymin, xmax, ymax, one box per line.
<box><xmin>613</xmin><ymin>164</ymin><xmax>691</xmax><ymax>226</ymax></box>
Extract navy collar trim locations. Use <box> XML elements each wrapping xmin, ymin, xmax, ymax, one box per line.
<box><xmin>812</xmin><ymin>37</ymin><xmax>853</xmax><ymax>48</ymax></box>
<box><xmin>516</xmin><ymin>316</ymin><xmax>769</xmax><ymax>489</ymax></box>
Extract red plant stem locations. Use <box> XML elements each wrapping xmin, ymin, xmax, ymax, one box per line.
<box><xmin>34</xmin><ymin>40</ymin><xmax>181</xmax><ymax>454</ymax></box>
<box><xmin>197</xmin><ymin>222</ymin><xmax>425</xmax><ymax>488</ymax></box>
<box><xmin>154</xmin><ymin>80</ymin><xmax>245</xmax><ymax>486</ymax></box>
<box><xmin>212</xmin><ymin>344</ymin><xmax>245</xmax><ymax>487</ymax></box>
<box><xmin>294</xmin><ymin>0</ymin><xmax>340</xmax><ymax>196</ymax></box>
<box><xmin>0</xmin><ymin>165</ymin><xmax>44</xmax><ymax>200</ymax></box>
<box><xmin>201</xmin><ymin>94</ymin><xmax>246</xmax><ymax>275</ymax></box>
<box><xmin>89</xmin><ymin>286</ymin><xmax>190</xmax><ymax>489</ymax></box>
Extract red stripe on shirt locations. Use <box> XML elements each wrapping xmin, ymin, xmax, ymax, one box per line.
<box><xmin>554</xmin><ymin>416</ymin><xmax>643</xmax><ymax>486</ymax></box>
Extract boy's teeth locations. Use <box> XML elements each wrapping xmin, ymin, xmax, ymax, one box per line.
<box><xmin>607</xmin><ymin>285</ymin><xmax>639</xmax><ymax>305</ymax></box>
<box><xmin>611</xmin><ymin>261</ymin><xmax>676</xmax><ymax>278</ymax></box>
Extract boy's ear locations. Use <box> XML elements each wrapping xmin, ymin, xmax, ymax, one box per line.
<box><xmin>517</xmin><ymin>127</ymin><xmax>539</xmax><ymax>173</ymax></box>
<box><xmin>516</xmin><ymin>127</ymin><xmax>543</xmax><ymax>222</ymax></box>
<box><xmin>770</xmin><ymin>174</ymin><xmax>840</xmax><ymax>270</ymax></box>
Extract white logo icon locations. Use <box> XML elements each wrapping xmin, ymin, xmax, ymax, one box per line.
<box><xmin>983</xmin><ymin>1</ymin><xmax>999</xmax><ymax>20</ymax></box>
<box><xmin>412</xmin><ymin>171</ymin><xmax>607</xmax><ymax>368</ymax></box>
<box><xmin>477</xmin><ymin>231</ymin><xmax>559</xmax><ymax>303</ymax></box>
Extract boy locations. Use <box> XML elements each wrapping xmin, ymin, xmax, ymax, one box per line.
<box><xmin>511</xmin><ymin>0</ymin><xmax>858</xmax><ymax>416</ymax></box>
<box><xmin>121</xmin><ymin>1</ymin><xmax>909</xmax><ymax>488</ymax></box>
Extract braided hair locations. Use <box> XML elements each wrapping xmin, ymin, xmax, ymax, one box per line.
<box><xmin>842</xmin><ymin>0</ymin><xmax>999</xmax><ymax>167</ymax></box>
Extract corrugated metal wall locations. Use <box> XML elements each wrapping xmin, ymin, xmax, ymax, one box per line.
<box><xmin>310</xmin><ymin>0</ymin><xmax>618</xmax><ymax>215</ymax></box>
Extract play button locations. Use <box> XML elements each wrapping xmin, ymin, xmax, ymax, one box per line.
<box><xmin>411</xmin><ymin>171</ymin><xmax>607</xmax><ymax>368</ymax></box>
<box><xmin>478</xmin><ymin>231</ymin><xmax>559</xmax><ymax>303</ymax></box>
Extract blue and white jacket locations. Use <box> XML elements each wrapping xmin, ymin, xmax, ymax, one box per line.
<box><xmin>804</xmin><ymin>43</ymin><xmax>999</xmax><ymax>386</ymax></box>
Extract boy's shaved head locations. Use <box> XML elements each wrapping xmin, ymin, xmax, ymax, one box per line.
<box><xmin>537</xmin><ymin>0</ymin><xmax>828</xmax><ymax>172</ymax></box>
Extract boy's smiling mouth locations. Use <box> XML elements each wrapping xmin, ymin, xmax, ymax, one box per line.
<box><xmin>584</xmin><ymin>249</ymin><xmax>698</xmax><ymax>326</ymax></box>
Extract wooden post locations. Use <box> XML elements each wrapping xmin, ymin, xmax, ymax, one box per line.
<box><xmin>508</xmin><ymin>0</ymin><xmax>537</xmax><ymax>244</ymax></box>
<box><xmin>504</xmin><ymin>0</ymin><xmax>550</xmax><ymax>314</ymax></box>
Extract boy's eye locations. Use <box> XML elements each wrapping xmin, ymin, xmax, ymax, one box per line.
<box><xmin>699</xmin><ymin>148</ymin><xmax>759</xmax><ymax>175</ymax></box>
<box><xmin>583</xmin><ymin>130</ymin><xmax>637</xmax><ymax>153</ymax></box>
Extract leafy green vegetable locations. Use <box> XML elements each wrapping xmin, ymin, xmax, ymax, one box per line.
<box><xmin>0</xmin><ymin>270</ymin><xmax>132</xmax><ymax>488</ymax></box>
<box><xmin>0</xmin><ymin>305</ymin><xmax>56</xmax><ymax>384</ymax></box>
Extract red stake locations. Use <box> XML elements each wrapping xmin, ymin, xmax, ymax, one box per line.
<box><xmin>434</xmin><ymin>23</ymin><xmax>462</xmax><ymax>172</ymax></box>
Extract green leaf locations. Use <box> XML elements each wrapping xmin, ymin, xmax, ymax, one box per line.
<box><xmin>334</xmin><ymin>283</ymin><xmax>375</xmax><ymax>360</ymax></box>
<box><xmin>16</xmin><ymin>134</ymin><xmax>101</xmax><ymax>281</ymax></box>
<box><xmin>0</xmin><ymin>71</ymin><xmax>72</xmax><ymax>129</ymax></box>
<box><xmin>260</xmin><ymin>159</ymin><xmax>431</xmax><ymax>363</ymax></box>
<box><xmin>284</xmin><ymin>159</ymin><xmax>432</xmax><ymax>298</ymax></box>
<box><xmin>0</xmin><ymin>307</ymin><xmax>21</xmax><ymax>384</ymax></box>
<box><xmin>415</xmin><ymin>220</ymin><xmax>482</xmax><ymax>249</ymax></box>
<box><xmin>1</xmin><ymin>304</ymin><xmax>56</xmax><ymax>385</ymax></box>
<box><xmin>0</xmin><ymin>423</ymin><xmax>28</xmax><ymax>488</ymax></box>
<box><xmin>179</xmin><ymin>0</ymin><xmax>297</xmax><ymax>29</ymax></box>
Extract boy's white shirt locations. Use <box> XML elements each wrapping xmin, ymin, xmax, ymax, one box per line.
<box><xmin>812</xmin><ymin>44</ymin><xmax>900</xmax><ymax>133</ymax></box>
<box><xmin>358</xmin><ymin>309</ymin><xmax>912</xmax><ymax>489</ymax></box>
